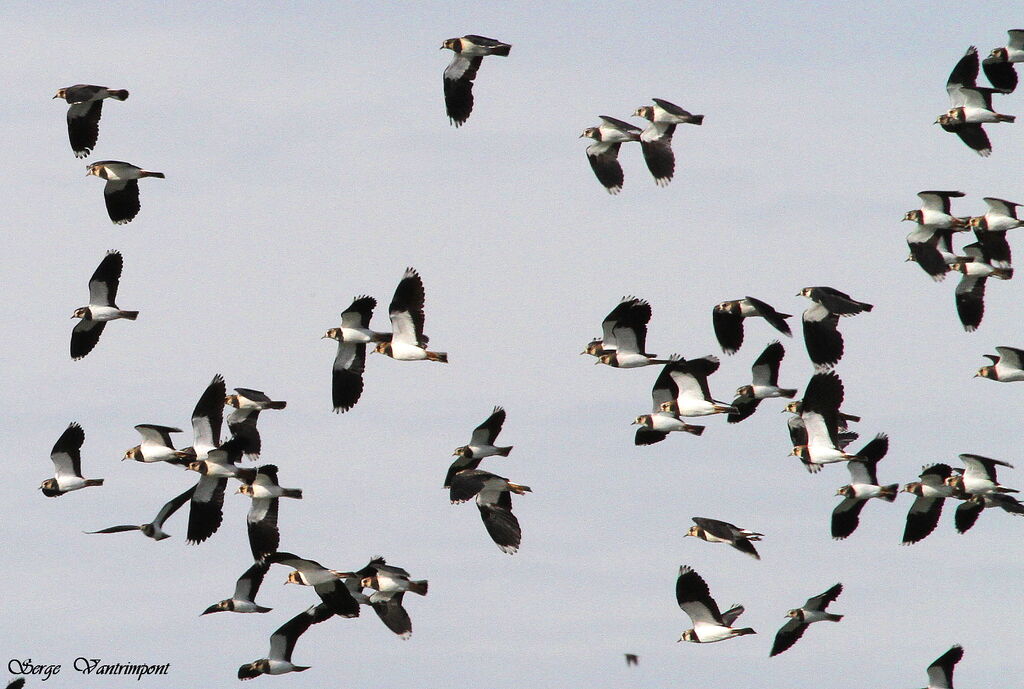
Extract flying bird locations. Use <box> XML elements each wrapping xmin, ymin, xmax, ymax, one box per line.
<box><xmin>70</xmin><ymin>250</ymin><xmax>137</xmax><ymax>360</ymax></box>
<box><xmin>270</xmin><ymin>552</ymin><xmax>360</xmax><ymax>618</ymax></box>
<box><xmin>375</xmin><ymin>268</ymin><xmax>447</xmax><ymax>362</ymax></box>
<box><xmin>798</xmin><ymin>286</ymin><xmax>873</xmax><ymax>370</ymax></box>
<box><xmin>53</xmin><ymin>84</ymin><xmax>128</xmax><ymax>158</ymax></box>
<box><xmin>937</xmin><ymin>46</ymin><xmax>1014</xmax><ymax>156</ymax></box>
<box><xmin>359</xmin><ymin>561</ymin><xmax>428</xmax><ymax>603</ymax></box>
<box><xmin>675</xmin><ymin>566</ymin><xmax>755</xmax><ymax>643</ymax></box>
<box><xmin>202</xmin><ymin>561</ymin><xmax>273</xmax><ymax>615</ymax></box>
<box><xmin>580</xmin><ymin>116</ymin><xmax>642</xmax><ymax>194</ymax></box>
<box><xmin>902</xmin><ymin>191</ymin><xmax>967</xmax><ymax>281</ymax></box>
<box><xmin>237</xmin><ymin>603</ymin><xmax>334</xmax><ymax>680</ymax></box>
<box><xmin>582</xmin><ymin>296</ymin><xmax>650</xmax><ymax>357</ymax></box>
<box><xmin>982</xmin><ymin>30</ymin><xmax>1024</xmax><ymax>93</ymax></box>
<box><xmin>183</xmin><ymin>375</ymin><xmax>231</xmax><ymax>545</ymax></box>
<box><xmin>901</xmin><ymin>464</ymin><xmax>955</xmax><ymax>545</ymax></box>
<box><xmin>226</xmin><ymin>388</ymin><xmax>286</xmax><ymax>459</ymax></box>
<box><xmin>335</xmin><ymin>557</ymin><xmax>415</xmax><ymax>638</ymax></box>
<box><xmin>237</xmin><ymin>465</ymin><xmax>302</xmax><ymax>562</ymax></box>
<box><xmin>624</xmin><ymin>654</ymin><xmax>639</xmax><ymax>667</ymax></box>
<box><xmin>632</xmin><ymin>98</ymin><xmax>704</xmax><ymax>186</ymax></box>
<box><xmin>86</xmin><ymin>484</ymin><xmax>195</xmax><ymax>540</ymax></box>
<box><xmin>950</xmin><ymin>241</ymin><xmax>1012</xmax><ymax>332</ymax></box>
<box><xmin>453</xmin><ymin>406</ymin><xmax>512</xmax><ymax>460</ymax></box>
<box><xmin>123</xmin><ymin>424</ymin><xmax>189</xmax><ymax>464</ymax></box>
<box><xmin>657</xmin><ymin>356</ymin><xmax>737</xmax><ymax>417</ymax></box>
<box><xmin>954</xmin><ymin>492</ymin><xmax>1024</xmax><ymax>533</ymax></box>
<box><xmin>976</xmin><ymin>345</ymin><xmax>1024</xmax><ymax>381</ymax></box>
<box><xmin>946</xmin><ymin>454</ymin><xmax>1017</xmax><ymax>497</ymax></box>
<box><xmin>920</xmin><ymin>645</ymin><xmax>963</xmax><ymax>689</ymax></box>
<box><xmin>684</xmin><ymin>517</ymin><xmax>763</xmax><ymax>559</ymax></box>
<box><xmin>769</xmin><ymin>583</ymin><xmax>843</xmax><ymax>657</ymax></box>
<box><xmin>440</xmin><ymin>35</ymin><xmax>511</xmax><ymax>127</ymax></box>
<box><xmin>40</xmin><ymin>423</ymin><xmax>103</xmax><ymax>497</ymax></box>
<box><xmin>712</xmin><ymin>296</ymin><xmax>792</xmax><ymax>355</ymax></box>
<box><xmin>790</xmin><ymin>372</ymin><xmax>856</xmax><ymax>473</ymax></box>
<box><xmin>86</xmin><ymin>160</ymin><xmax>164</xmax><ymax>224</ymax></box>
<box><xmin>967</xmin><ymin>197</ymin><xmax>1021</xmax><ymax>268</ymax></box>
<box><xmin>832</xmin><ymin>434</ymin><xmax>896</xmax><ymax>540</ymax></box>
<box><xmin>323</xmin><ymin>296</ymin><xmax>389</xmax><ymax>412</ymax></box>
<box><xmin>596</xmin><ymin>299</ymin><xmax>667</xmax><ymax>367</ymax></box>
<box><xmin>727</xmin><ymin>341</ymin><xmax>796</xmax><ymax>424</ymax></box>
<box><xmin>449</xmin><ymin>469</ymin><xmax>531</xmax><ymax>554</ymax></box>
<box><xmin>633</xmin><ymin>357</ymin><xmax>707</xmax><ymax>445</ymax></box>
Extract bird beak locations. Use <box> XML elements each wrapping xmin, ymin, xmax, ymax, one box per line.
<box><xmin>200</xmin><ymin>605</ymin><xmax>220</xmax><ymax>616</ymax></box>
<box><xmin>52</xmin><ymin>94</ymin><xmax>61</xmax><ymax>99</ymax></box>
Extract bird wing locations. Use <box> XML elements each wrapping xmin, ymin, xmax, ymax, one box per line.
<box><xmin>269</xmin><ymin>603</ymin><xmax>333</xmax><ymax>662</ymax></box>
<box><xmin>234</xmin><ymin>561</ymin><xmax>270</xmax><ymax>603</ymax></box>
<box><xmin>926</xmin><ymin>645</ymin><xmax>963</xmax><ymax>689</ymax></box>
<box><xmin>959</xmin><ymin>453</ymin><xmax>1012</xmax><ymax>481</ymax></box>
<box><xmin>372</xmin><ymin>594</ymin><xmax>413</xmax><ymax>638</ymax></box>
<box><xmin>769</xmin><ymin>617</ymin><xmax>807</xmax><ymax>657</ymax></box>
<box><xmin>477</xmin><ymin>500</ymin><xmax>522</xmax><ymax>554</ymax></box>
<box><xmin>831</xmin><ymin>498</ymin><xmax>867</xmax><ymax>540</ymax></box>
<box><xmin>954</xmin><ymin>497</ymin><xmax>985</xmax><ymax>533</ymax></box>
<box><xmin>639</xmin><ymin>123</ymin><xmax>676</xmax><ymax>185</ymax></box>
<box><xmin>902</xmin><ymin>495</ymin><xmax>944</xmax><ymax>545</ymax></box>
<box><xmin>152</xmin><ymin>484</ymin><xmax>197</xmax><ymax>528</ymax></box>
<box><xmin>191</xmin><ymin>374</ymin><xmax>225</xmax><ymax>455</ymax></box>
<box><xmin>332</xmin><ymin>341</ymin><xmax>366</xmax><ymax>413</ymax></box>
<box><xmin>675</xmin><ymin>566</ymin><xmax>722</xmax><ymax>624</ymax></box>
<box><xmin>751</xmin><ymin>341</ymin><xmax>785</xmax><ymax>386</ymax></box>
<box><xmin>600</xmin><ymin>297</ymin><xmax>638</xmax><ymax>349</ymax></box>
<box><xmin>388</xmin><ymin>268</ymin><xmax>426</xmax><ymax>346</ymax></box>
<box><xmin>712</xmin><ymin>306</ymin><xmax>744</xmax><ymax>354</ymax></box>
<box><xmin>953</xmin><ymin>122</ymin><xmax>992</xmax><ymax>156</ymax></box>
<box><xmin>443</xmin><ymin>54</ymin><xmax>483</xmax><ymax>126</ymax></box>
<box><xmin>586</xmin><ymin>142</ymin><xmax>626</xmax><ymax>194</ymax></box>
<box><xmin>135</xmin><ymin>424</ymin><xmax>181</xmax><ymax>447</ymax></box>
<box><xmin>917</xmin><ymin>190</ymin><xmax>964</xmax><ymax>215</ymax></box>
<box><xmin>88</xmin><ymin>250</ymin><xmax>122</xmax><ymax>306</ymax></box>
<box><xmin>651</xmin><ymin>358</ymin><xmax>681</xmax><ymax>410</ymax></box>
<box><xmin>954</xmin><ymin>272</ymin><xmax>987</xmax><ymax>332</ymax></box>
<box><xmin>186</xmin><ymin>475</ymin><xmax>226</xmax><ymax>544</ymax></box>
<box><xmin>449</xmin><ymin>469</ymin><xmax>491</xmax><ymax>503</ymax></box>
<box><xmin>247</xmin><ymin>497</ymin><xmax>280</xmax><ymax>562</ymax></box>
<box><xmin>67</xmin><ymin>99</ymin><xmax>102</xmax><ymax>158</ymax></box>
<box><xmin>470</xmin><ymin>406</ymin><xmax>506</xmax><ymax>446</ymax></box>
<box><xmin>103</xmin><ymin>179</ymin><xmax>141</xmax><ymax>225</ymax></box>
<box><xmin>340</xmin><ymin>296</ymin><xmax>376</xmax><ymax>329</ymax></box>
<box><xmin>50</xmin><ymin>422</ymin><xmax>85</xmax><ymax>479</ymax></box>
<box><xmin>803</xmin><ymin>582</ymin><xmax>843</xmax><ymax>611</ymax></box>
<box><xmin>947</xmin><ymin>46</ymin><xmax>980</xmax><ymax>99</ymax></box>
<box><xmin>801</xmin><ymin>307</ymin><xmax>843</xmax><ymax>369</ymax></box>
<box><xmin>745</xmin><ymin>296</ymin><xmax>792</xmax><ymax>335</ymax></box>
<box><xmin>70</xmin><ymin>319</ymin><xmax>107</xmax><ymax>360</ymax></box>
<box><xmin>995</xmin><ymin>346</ymin><xmax>1024</xmax><ymax>369</ymax></box>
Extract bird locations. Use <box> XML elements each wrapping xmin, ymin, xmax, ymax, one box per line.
<box><xmin>919</xmin><ymin>645</ymin><xmax>963</xmax><ymax>689</ymax></box>
<box><xmin>712</xmin><ymin>296</ymin><xmax>792</xmax><ymax>355</ymax></box>
<box><xmin>582</xmin><ymin>296</ymin><xmax>650</xmax><ymax>357</ymax></box>
<box><xmin>70</xmin><ymin>250</ymin><xmax>138</xmax><ymax>360</ymax></box>
<box><xmin>946</xmin><ymin>454</ymin><xmax>1017</xmax><ymax>497</ymax></box>
<box><xmin>237</xmin><ymin>603</ymin><xmax>333</xmax><ymax>680</ymax></box>
<box><xmin>798</xmin><ymin>287</ymin><xmax>873</xmax><ymax>370</ymax></box>
<box><xmin>901</xmin><ymin>464</ymin><xmax>955</xmax><ymax>545</ymax></box>
<box><xmin>950</xmin><ymin>241</ymin><xmax>1013</xmax><ymax>332</ymax></box>
<box><xmin>334</xmin><ymin>557</ymin><xmax>414</xmax><ymax>638</ymax></box>
<box><xmin>6</xmin><ymin>679</ymin><xmax>25</xmax><ymax>689</ymax></box>
<box><xmin>269</xmin><ymin>552</ymin><xmax>360</xmax><ymax>618</ymax></box>
<box><xmin>86</xmin><ymin>484</ymin><xmax>195</xmax><ymax>540</ymax></box>
<box><xmin>937</xmin><ymin>47</ymin><xmax>1014</xmax><ymax>156</ymax></box>
<box><xmin>359</xmin><ymin>562</ymin><xmax>428</xmax><ymax>603</ymax></box>
<box><xmin>580</xmin><ymin>116</ymin><xmax>642</xmax><ymax>194</ymax></box>
<box><xmin>53</xmin><ymin>84</ymin><xmax>128</xmax><ymax>158</ymax></box>
<box><xmin>323</xmin><ymin>296</ymin><xmax>390</xmax><ymax>412</ymax></box>
<box><xmin>201</xmin><ymin>561</ymin><xmax>273</xmax><ymax>614</ymax></box>
<box><xmin>624</xmin><ymin>654</ymin><xmax>639</xmax><ymax>667</ymax></box>
<box><xmin>684</xmin><ymin>517</ymin><xmax>763</xmax><ymax>559</ymax></box>
<box><xmin>632</xmin><ymin>98</ymin><xmax>704</xmax><ymax>186</ymax></box>
<box><xmin>658</xmin><ymin>355</ymin><xmax>737</xmax><ymax>417</ymax></box>
<box><xmin>226</xmin><ymin>388</ymin><xmax>286</xmax><ymax>458</ymax></box>
<box><xmin>902</xmin><ymin>190</ymin><xmax>967</xmax><ymax>230</ymax></box>
<box><xmin>769</xmin><ymin>583</ymin><xmax>843</xmax><ymax>657</ymax></box>
<box><xmin>453</xmin><ymin>406</ymin><xmax>513</xmax><ymax>460</ymax></box>
<box><xmin>728</xmin><ymin>341</ymin><xmax>796</xmax><ymax>423</ymax></box>
<box><xmin>967</xmin><ymin>197</ymin><xmax>1022</xmax><ymax>268</ymax></box>
<box><xmin>40</xmin><ymin>422</ymin><xmax>103</xmax><ymax>497</ymax></box>
<box><xmin>86</xmin><ymin>160</ymin><xmax>164</xmax><ymax>224</ymax></box>
<box><xmin>237</xmin><ymin>465</ymin><xmax>303</xmax><ymax>562</ymax></box>
<box><xmin>122</xmin><ymin>424</ymin><xmax>189</xmax><ymax>464</ymax></box>
<box><xmin>976</xmin><ymin>345</ymin><xmax>1024</xmax><ymax>381</ymax></box>
<box><xmin>784</xmin><ymin>399</ymin><xmax>860</xmax><ymax>448</ymax></box>
<box><xmin>375</xmin><ymin>268</ymin><xmax>447</xmax><ymax>362</ymax></box>
<box><xmin>440</xmin><ymin>35</ymin><xmax>511</xmax><ymax>127</ymax></box>
<box><xmin>449</xmin><ymin>469</ymin><xmax>531</xmax><ymax>554</ymax></box>
<box><xmin>596</xmin><ymin>299</ymin><xmax>667</xmax><ymax>367</ymax></box>
<box><xmin>954</xmin><ymin>492</ymin><xmax>1024</xmax><ymax>533</ymax></box>
<box><xmin>902</xmin><ymin>191</ymin><xmax>968</xmax><ymax>281</ymax></box>
<box><xmin>983</xmin><ymin>30</ymin><xmax>1024</xmax><ymax>93</ymax></box>
<box><xmin>832</xmin><ymin>434</ymin><xmax>896</xmax><ymax>540</ymax></box>
<box><xmin>183</xmin><ymin>375</ymin><xmax>232</xmax><ymax>545</ymax></box>
<box><xmin>633</xmin><ymin>358</ymin><xmax>707</xmax><ymax>445</ymax></box>
<box><xmin>790</xmin><ymin>372</ymin><xmax>857</xmax><ymax>473</ymax></box>
<box><xmin>675</xmin><ymin>565</ymin><xmax>755</xmax><ymax>643</ymax></box>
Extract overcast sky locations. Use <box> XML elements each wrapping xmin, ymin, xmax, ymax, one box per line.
<box><xmin>4</xmin><ymin>2</ymin><xmax>1024</xmax><ymax>687</ymax></box>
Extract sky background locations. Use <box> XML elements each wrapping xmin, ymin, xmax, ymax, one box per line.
<box><xmin>3</xmin><ymin>2</ymin><xmax>1024</xmax><ymax>687</ymax></box>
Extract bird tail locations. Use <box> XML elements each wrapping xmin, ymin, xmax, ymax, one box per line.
<box><xmin>688</xmin><ymin>114</ymin><xmax>705</xmax><ymax>125</ymax></box>
<box><xmin>879</xmin><ymin>484</ymin><xmax>899</xmax><ymax>502</ymax></box>
<box><xmin>496</xmin><ymin>446</ymin><xmax>513</xmax><ymax>456</ymax></box>
<box><xmin>140</xmin><ymin>171</ymin><xmax>165</xmax><ymax>178</ymax></box>
<box><xmin>282</xmin><ymin>488</ymin><xmax>303</xmax><ymax>499</ymax></box>
<box><xmin>491</xmin><ymin>44</ymin><xmax>511</xmax><ymax>56</ymax></box>
<box><xmin>427</xmin><ymin>351</ymin><xmax>448</xmax><ymax>363</ymax></box>
<box><xmin>119</xmin><ymin>310</ymin><xmax>139</xmax><ymax>320</ymax></box>
<box><xmin>994</xmin><ymin>267</ymin><xmax>1014</xmax><ymax>280</ymax></box>
<box><xmin>684</xmin><ymin>424</ymin><xmax>705</xmax><ymax>436</ymax></box>
<box><xmin>266</xmin><ymin>401</ymin><xmax>287</xmax><ymax>410</ymax></box>
<box><xmin>291</xmin><ymin>666</ymin><xmax>311</xmax><ymax>673</ymax></box>
<box><xmin>508</xmin><ymin>482</ymin><xmax>531</xmax><ymax>494</ymax></box>
<box><xmin>109</xmin><ymin>89</ymin><xmax>129</xmax><ymax>100</ymax></box>
<box><xmin>825</xmin><ymin>613</ymin><xmax>844</xmax><ymax>622</ymax></box>
<box><xmin>779</xmin><ymin>388</ymin><xmax>798</xmax><ymax>398</ymax></box>
<box><xmin>714</xmin><ymin>403</ymin><xmax>739</xmax><ymax>414</ymax></box>
<box><xmin>733</xmin><ymin>628</ymin><xmax>756</xmax><ymax>636</ymax></box>
<box><xmin>409</xmin><ymin>580</ymin><xmax>429</xmax><ymax>596</ymax></box>
<box><xmin>85</xmin><ymin>479</ymin><xmax>105</xmax><ymax>487</ymax></box>
<box><xmin>997</xmin><ymin>114</ymin><xmax>1016</xmax><ymax>122</ymax></box>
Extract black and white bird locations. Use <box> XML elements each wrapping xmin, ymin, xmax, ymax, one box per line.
<box><xmin>968</xmin><ymin>197</ymin><xmax>1021</xmax><ymax>268</ymax></box>
<box><xmin>53</xmin><ymin>84</ymin><xmax>128</xmax><ymax>158</ymax></box>
<box><xmin>712</xmin><ymin>296</ymin><xmax>792</xmax><ymax>355</ymax></box>
<box><xmin>226</xmin><ymin>388</ymin><xmax>286</xmax><ymax>459</ymax></box>
<box><xmin>580</xmin><ymin>116</ymin><xmax>642</xmax><ymax>194</ymax></box>
<box><xmin>375</xmin><ymin>268</ymin><xmax>447</xmax><ymax>362</ymax></box>
<box><xmin>976</xmin><ymin>346</ymin><xmax>1024</xmax><ymax>381</ymax></box>
<box><xmin>453</xmin><ymin>406</ymin><xmax>512</xmax><ymax>461</ymax></box>
<box><xmin>449</xmin><ymin>469</ymin><xmax>531</xmax><ymax>554</ymax></box>
<box><xmin>440</xmin><ymin>35</ymin><xmax>511</xmax><ymax>127</ymax></box>
<box><xmin>40</xmin><ymin>422</ymin><xmax>103</xmax><ymax>497</ymax></box>
<box><xmin>798</xmin><ymin>287</ymin><xmax>873</xmax><ymax>370</ymax></box>
<box><xmin>202</xmin><ymin>561</ymin><xmax>273</xmax><ymax>615</ymax></box>
<box><xmin>86</xmin><ymin>160</ymin><xmax>164</xmax><ymax>224</ymax></box>
<box><xmin>270</xmin><ymin>552</ymin><xmax>360</xmax><ymax>618</ymax></box>
<box><xmin>832</xmin><ymin>434</ymin><xmax>896</xmax><ymax>540</ymax></box>
<box><xmin>335</xmin><ymin>557</ymin><xmax>414</xmax><ymax>638</ymax></box>
<box><xmin>902</xmin><ymin>190</ymin><xmax>967</xmax><ymax>230</ymax></box>
<box><xmin>633</xmin><ymin>358</ymin><xmax>706</xmax><ymax>445</ymax></box>
<box><xmin>728</xmin><ymin>341</ymin><xmax>796</xmax><ymax>423</ymax></box>
<box><xmin>237</xmin><ymin>603</ymin><xmax>333</xmax><ymax>680</ymax></box>
<box><xmin>583</xmin><ymin>297</ymin><xmax>650</xmax><ymax>358</ymax></box>
<box><xmin>954</xmin><ymin>492</ymin><xmax>1024</xmax><ymax>533</ymax></box>
<box><xmin>684</xmin><ymin>517</ymin><xmax>763</xmax><ymax>559</ymax></box>
<box><xmin>790</xmin><ymin>372</ymin><xmax>857</xmax><ymax>473</ymax></box>
<box><xmin>183</xmin><ymin>375</ymin><xmax>230</xmax><ymax>545</ymax></box>
<box><xmin>769</xmin><ymin>583</ymin><xmax>843</xmax><ymax>657</ymax></box>
<box><xmin>675</xmin><ymin>566</ymin><xmax>755</xmax><ymax>644</ymax></box>
<box><xmin>658</xmin><ymin>356</ymin><xmax>737</xmax><ymax>417</ymax></box>
<box><xmin>983</xmin><ymin>30</ymin><xmax>1024</xmax><ymax>93</ymax></box>
<box><xmin>593</xmin><ymin>298</ymin><xmax>667</xmax><ymax>367</ymax></box>
<box><xmin>784</xmin><ymin>400</ymin><xmax>860</xmax><ymax>448</ymax></box>
<box><xmin>238</xmin><ymin>465</ymin><xmax>303</xmax><ymax>562</ymax></box>
<box><xmin>123</xmin><ymin>424</ymin><xmax>188</xmax><ymax>464</ymax></box>
<box><xmin>937</xmin><ymin>47</ymin><xmax>1014</xmax><ymax>156</ymax></box>
<box><xmin>920</xmin><ymin>645</ymin><xmax>963</xmax><ymax>689</ymax></box>
<box><xmin>70</xmin><ymin>250</ymin><xmax>137</xmax><ymax>360</ymax></box>
<box><xmin>632</xmin><ymin>98</ymin><xmax>704</xmax><ymax>186</ymax></box>
<box><xmin>901</xmin><ymin>464</ymin><xmax>955</xmax><ymax>545</ymax></box>
<box><xmin>945</xmin><ymin>454</ymin><xmax>1017</xmax><ymax>497</ymax></box>
<box><xmin>359</xmin><ymin>562</ymin><xmax>428</xmax><ymax>603</ymax></box>
<box><xmin>86</xmin><ymin>485</ymin><xmax>195</xmax><ymax>540</ymax></box>
<box><xmin>950</xmin><ymin>241</ymin><xmax>1012</xmax><ymax>332</ymax></box>
<box><xmin>323</xmin><ymin>296</ymin><xmax>390</xmax><ymax>412</ymax></box>
<box><xmin>902</xmin><ymin>191</ymin><xmax>967</xmax><ymax>281</ymax></box>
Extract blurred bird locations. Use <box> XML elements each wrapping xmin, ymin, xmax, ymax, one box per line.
<box><xmin>976</xmin><ymin>345</ymin><xmax>1024</xmax><ymax>381</ymax></box>
<box><xmin>983</xmin><ymin>30</ymin><xmax>1024</xmax><ymax>93</ymax></box>
<box><xmin>728</xmin><ymin>341</ymin><xmax>796</xmax><ymax>423</ymax></box>
<box><xmin>954</xmin><ymin>492</ymin><xmax>1024</xmax><ymax>533</ymax></box>
<box><xmin>685</xmin><ymin>517</ymin><xmax>763</xmax><ymax>559</ymax></box>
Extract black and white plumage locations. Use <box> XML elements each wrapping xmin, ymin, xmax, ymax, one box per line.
<box><xmin>712</xmin><ymin>296</ymin><xmax>792</xmax><ymax>355</ymax></box>
<box><xmin>70</xmin><ymin>250</ymin><xmax>138</xmax><ymax>360</ymax></box>
<box><xmin>375</xmin><ymin>268</ymin><xmax>447</xmax><ymax>362</ymax></box>
<box><xmin>784</xmin><ymin>400</ymin><xmax>860</xmax><ymax>448</ymax></box>
<box><xmin>449</xmin><ymin>469</ymin><xmax>531</xmax><ymax>554</ymax></box>
<box><xmin>946</xmin><ymin>454</ymin><xmax>1017</xmax><ymax>497</ymax></box>
<box><xmin>202</xmin><ymin>561</ymin><xmax>273</xmax><ymax>615</ymax></box>
<box><xmin>798</xmin><ymin>286</ymin><xmax>873</xmax><ymax>370</ymax></box>
<box><xmin>832</xmin><ymin>434</ymin><xmax>896</xmax><ymax>540</ymax></box>
<box><xmin>976</xmin><ymin>345</ymin><xmax>1024</xmax><ymax>381</ymax></box>
<box><xmin>983</xmin><ymin>30</ymin><xmax>1024</xmax><ymax>93</ymax></box>
<box><xmin>440</xmin><ymin>35</ymin><xmax>511</xmax><ymax>127</ymax></box>
<box><xmin>593</xmin><ymin>298</ymin><xmax>666</xmax><ymax>367</ymax></box>
<box><xmin>685</xmin><ymin>517</ymin><xmax>763</xmax><ymax>559</ymax></box>
<box><xmin>271</xmin><ymin>552</ymin><xmax>360</xmax><ymax>618</ymax></box>
<box><xmin>937</xmin><ymin>47</ymin><xmax>1015</xmax><ymax>156</ymax></box>
<box><xmin>954</xmin><ymin>492</ymin><xmax>1024</xmax><ymax>533</ymax></box>
<box><xmin>226</xmin><ymin>388</ymin><xmax>286</xmax><ymax>458</ymax></box>
<box><xmin>237</xmin><ymin>603</ymin><xmax>334</xmax><ymax>680</ymax></box>
<box><xmin>658</xmin><ymin>355</ymin><xmax>737</xmax><ymax>417</ymax></box>
<box><xmin>123</xmin><ymin>424</ymin><xmax>188</xmax><ymax>464</ymax></box>
<box><xmin>728</xmin><ymin>341</ymin><xmax>796</xmax><ymax>423</ymax></box>
<box><xmin>769</xmin><ymin>583</ymin><xmax>843</xmax><ymax>657</ymax></box>
<box><xmin>86</xmin><ymin>484</ymin><xmax>195</xmax><ymax>541</ymax></box>
<box><xmin>323</xmin><ymin>296</ymin><xmax>389</xmax><ymax>412</ymax></box>
<box><xmin>901</xmin><ymin>464</ymin><xmax>955</xmax><ymax>545</ymax></box>
<box><xmin>359</xmin><ymin>562</ymin><xmax>428</xmax><ymax>603</ymax></box>
<box><xmin>921</xmin><ymin>645</ymin><xmax>963</xmax><ymax>689</ymax></box>
<box><xmin>675</xmin><ymin>566</ymin><xmax>755</xmax><ymax>643</ymax></box>
<box><xmin>790</xmin><ymin>372</ymin><xmax>856</xmax><ymax>473</ymax></box>
<box><xmin>53</xmin><ymin>84</ymin><xmax>128</xmax><ymax>158</ymax></box>
<box><xmin>337</xmin><ymin>557</ymin><xmax>414</xmax><ymax>638</ymax></box>
<box><xmin>453</xmin><ymin>406</ymin><xmax>512</xmax><ymax>460</ymax></box>
<box><xmin>40</xmin><ymin>422</ymin><xmax>103</xmax><ymax>497</ymax></box>
<box><xmin>968</xmin><ymin>197</ymin><xmax>1021</xmax><ymax>269</ymax></box>
<box><xmin>633</xmin><ymin>358</ymin><xmax>707</xmax><ymax>444</ymax></box>
<box><xmin>632</xmin><ymin>98</ymin><xmax>704</xmax><ymax>186</ymax></box>
<box><xmin>583</xmin><ymin>296</ymin><xmax>651</xmax><ymax>358</ymax></box>
<box><xmin>902</xmin><ymin>191</ymin><xmax>967</xmax><ymax>281</ymax></box>
<box><xmin>950</xmin><ymin>242</ymin><xmax>1012</xmax><ymax>332</ymax></box>
<box><xmin>580</xmin><ymin>116</ymin><xmax>642</xmax><ymax>194</ymax></box>
<box><xmin>238</xmin><ymin>465</ymin><xmax>303</xmax><ymax>563</ymax></box>
<box><xmin>184</xmin><ymin>375</ymin><xmax>230</xmax><ymax>545</ymax></box>
<box><xmin>86</xmin><ymin>160</ymin><xmax>164</xmax><ymax>224</ymax></box>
